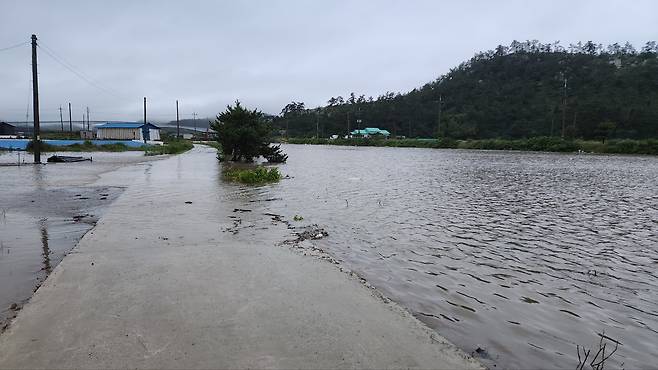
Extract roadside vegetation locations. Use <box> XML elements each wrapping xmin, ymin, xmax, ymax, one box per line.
<box><xmin>144</xmin><ymin>139</ymin><xmax>194</xmax><ymax>155</ymax></box>
<box><xmin>25</xmin><ymin>139</ymin><xmax>194</xmax><ymax>155</ymax></box>
<box><xmin>222</xmin><ymin>166</ymin><xmax>281</xmax><ymax>184</ymax></box>
<box><xmin>26</xmin><ymin>140</ymin><xmax>136</xmax><ymax>152</ymax></box>
<box><xmin>210</xmin><ymin>101</ymin><xmax>287</xmax><ymax>184</ymax></box>
<box><xmin>285</xmin><ymin>137</ymin><xmax>658</xmax><ymax>155</ymax></box>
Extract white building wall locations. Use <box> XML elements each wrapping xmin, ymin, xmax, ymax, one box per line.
<box><xmin>149</xmin><ymin>129</ymin><xmax>161</xmax><ymax>141</ymax></box>
<box><xmin>97</xmin><ymin>128</ymin><xmax>142</xmax><ymax>140</ymax></box>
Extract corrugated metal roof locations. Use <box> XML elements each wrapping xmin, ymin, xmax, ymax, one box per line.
<box><xmin>97</xmin><ymin>122</ymin><xmax>160</xmax><ymax>129</ymax></box>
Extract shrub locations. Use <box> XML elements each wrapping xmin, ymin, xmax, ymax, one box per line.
<box><xmin>211</xmin><ymin>101</ymin><xmax>287</xmax><ymax>162</ymax></box>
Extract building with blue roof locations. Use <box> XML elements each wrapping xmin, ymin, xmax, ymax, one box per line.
<box><xmin>96</xmin><ymin>122</ymin><xmax>161</xmax><ymax>141</ymax></box>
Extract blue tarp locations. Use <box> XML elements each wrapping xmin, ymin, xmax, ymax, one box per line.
<box><xmin>0</xmin><ymin>139</ymin><xmax>148</xmax><ymax>151</ymax></box>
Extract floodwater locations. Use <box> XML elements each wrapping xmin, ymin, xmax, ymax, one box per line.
<box><xmin>0</xmin><ymin>151</ymin><xmax>160</xmax><ymax>328</ymax></box>
<box><xmin>252</xmin><ymin>144</ymin><xmax>658</xmax><ymax>369</ymax></box>
<box><xmin>2</xmin><ymin>145</ymin><xmax>657</xmax><ymax>369</ymax></box>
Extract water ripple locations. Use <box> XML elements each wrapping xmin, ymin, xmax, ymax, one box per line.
<box><xmin>253</xmin><ymin>145</ymin><xmax>658</xmax><ymax>369</ymax></box>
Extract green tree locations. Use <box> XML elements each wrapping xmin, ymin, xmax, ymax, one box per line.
<box><xmin>211</xmin><ymin>101</ymin><xmax>286</xmax><ymax>162</ymax></box>
<box><xmin>271</xmin><ymin>40</ymin><xmax>658</xmax><ymax>140</ymax></box>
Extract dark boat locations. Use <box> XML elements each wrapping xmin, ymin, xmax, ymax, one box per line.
<box><xmin>47</xmin><ymin>155</ymin><xmax>92</xmax><ymax>163</ymax></box>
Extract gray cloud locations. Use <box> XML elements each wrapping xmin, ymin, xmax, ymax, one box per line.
<box><xmin>1</xmin><ymin>0</ymin><xmax>656</xmax><ymax>122</ymax></box>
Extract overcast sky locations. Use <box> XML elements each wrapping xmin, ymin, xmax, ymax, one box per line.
<box><xmin>1</xmin><ymin>0</ymin><xmax>656</xmax><ymax>123</ymax></box>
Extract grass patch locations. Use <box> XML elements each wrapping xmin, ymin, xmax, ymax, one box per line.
<box><xmin>287</xmin><ymin>137</ymin><xmax>457</xmax><ymax>149</ymax></box>
<box><xmin>285</xmin><ymin>137</ymin><xmax>658</xmax><ymax>155</ymax></box>
<box><xmin>27</xmin><ymin>140</ymin><xmax>135</xmax><ymax>152</ymax></box>
<box><xmin>26</xmin><ymin>139</ymin><xmax>195</xmax><ymax>155</ymax></box>
<box><xmin>223</xmin><ymin>166</ymin><xmax>281</xmax><ymax>184</ymax></box>
<box><xmin>144</xmin><ymin>140</ymin><xmax>194</xmax><ymax>155</ymax></box>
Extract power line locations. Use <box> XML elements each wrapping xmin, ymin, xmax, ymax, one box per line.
<box><xmin>37</xmin><ymin>40</ymin><xmax>103</xmax><ymax>87</ymax></box>
<box><xmin>36</xmin><ymin>39</ymin><xmax>125</xmax><ymax>99</ymax></box>
<box><xmin>0</xmin><ymin>41</ymin><xmax>28</xmax><ymax>52</ymax></box>
<box><xmin>38</xmin><ymin>44</ymin><xmax>122</xmax><ymax>98</ymax></box>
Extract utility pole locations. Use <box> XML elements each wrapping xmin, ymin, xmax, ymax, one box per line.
<box><xmin>347</xmin><ymin>111</ymin><xmax>350</xmax><ymax>137</ymax></box>
<box><xmin>176</xmin><ymin>100</ymin><xmax>180</xmax><ymax>138</ymax></box>
<box><xmin>143</xmin><ymin>97</ymin><xmax>147</xmax><ymax>143</ymax></box>
<box><xmin>68</xmin><ymin>102</ymin><xmax>72</xmax><ymax>132</ymax></box>
<box><xmin>193</xmin><ymin>112</ymin><xmax>197</xmax><ymax>133</ymax></box>
<box><xmin>82</xmin><ymin>114</ymin><xmax>84</xmax><ymax>131</ymax></box>
<box><xmin>561</xmin><ymin>76</ymin><xmax>567</xmax><ymax>138</ymax></box>
<box><xmin>86</xmin><ymin>106</ymin><xmax>90</xmax><ymax>130</ymax></box>
<box><xmin>59</xmin><ymin>106</ymin><xmax>64</xmax><ymax>132</ymax></box>
<box><xmin>550</xmin><ymin>106</ymin><xmax>555</xmax><ymax>137</ymax></box>
<box><xmin>31</xmin><ymin>34</ymin><xmax>41</xmax><ymax>163</ymax></box>
<box><xmin>437</xmin><ymin>94</ymin><xmax>443</xmax><ymax>138</ymax></box>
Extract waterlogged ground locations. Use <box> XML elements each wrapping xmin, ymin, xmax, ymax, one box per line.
<box><xmin>244</xmin><ymin>144</ymin><xmax>658</xmax><ymax>369</ymax></box>
<box><xmin>0</xmin><ymin>151</ymin><xmax>160</xmax><ymax>328</ymax></box>
<box><xmin>2</xmin><ymin>146</ymin><xmax>657</xmax><ymax>368</ymax></box>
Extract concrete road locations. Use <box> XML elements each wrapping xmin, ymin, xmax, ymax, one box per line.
<box><xmin>0</xmin><ymin>147</ymin><xmax>482</xmax><ymax>369</ymax></box>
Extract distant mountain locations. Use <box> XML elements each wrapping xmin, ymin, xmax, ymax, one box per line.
<box><xmin>164</xmin><ymin>118</ymin><xmax>212</xmax><ymax>130</ymax></box>
<box><xmin>274</xmin><ymin>40</ymin><xmax>658</xmax><ymax>140</ymax></box>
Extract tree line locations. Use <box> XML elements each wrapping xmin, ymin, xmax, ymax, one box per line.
<box><xmin>273</xmin><ymin>40</ymin><xmax>658</xmax><ymax>140</ymax></box>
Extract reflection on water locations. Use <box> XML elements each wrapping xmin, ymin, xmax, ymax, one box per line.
<box><xmin>0</xmin><ymin>151</ymin><xmax>149</xmax><ymax>329</ymax></box>
<box><xmin>249</xmin><ymin>144</ymin><xmax>658</xmax><ymax>369</ymax></box>
<box><xmin>38</xmin><ymin>219</ymin><xmax>52</xmax><ymax>274</ymax></box>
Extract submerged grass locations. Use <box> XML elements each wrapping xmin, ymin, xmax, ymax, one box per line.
<box><xmin>223</xmin><ymin>166</ymin><xmax>281</xmax><ymax>184</ymax></box>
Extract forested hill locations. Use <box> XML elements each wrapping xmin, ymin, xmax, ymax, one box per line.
<box><xmin>273</xmin><ymin>41</ymin><xmax>658</xmax><ymax>140</ymax></box>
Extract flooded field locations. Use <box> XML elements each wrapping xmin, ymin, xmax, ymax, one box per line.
<box><xmin>2</xmin><ymin>145</ymin><xmax>657</xmax><ymax>368</ymax></box>
<box><xmin>0</xmin><ymin>151</ymin><xmax>159</xmax><ymax>328</ymax></box>
<box><xmin>246</xmin><ymin>144</ymin><xmax>658</xmax><ymax>369</ymax></box>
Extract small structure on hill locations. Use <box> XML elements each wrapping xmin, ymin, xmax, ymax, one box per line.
<box><xmin>350</xmin><ymin>127</ymin><xmax>390</xmax><ymax>138</ymax></box>
<box><xmin>96</xmin><ymin>122</ymin><xmax>161</xmax><ymax>141</ymax></box>
<box><xmin>0</xmin><ymin>122</ymin><xmax>16</xmax><ymax>136</ymax></box>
